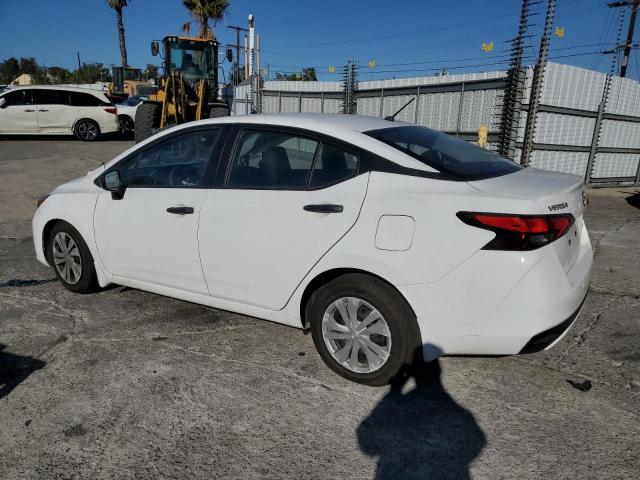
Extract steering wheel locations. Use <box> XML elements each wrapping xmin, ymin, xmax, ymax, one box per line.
<box><xmin>169</xmin><ymin>164</ymin><xmax>200</xmax><ymax>186</ymax></box>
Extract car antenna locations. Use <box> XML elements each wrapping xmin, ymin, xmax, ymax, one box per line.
<box><xmin>384</xmin><ymin>97</ymin><xmax>415</xmax><ymax>121</ymax></box>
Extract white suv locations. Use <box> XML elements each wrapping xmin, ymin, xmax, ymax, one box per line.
<box><xmin>0</xmin><ymin>86</ymin><xmax>119</xmax><ymax>141</ymax></box>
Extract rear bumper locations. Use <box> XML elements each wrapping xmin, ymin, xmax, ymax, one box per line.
<box><xmin>399</xmin><ymin>222</ymin><xmax>593</xmax><ymax>361</ymax></box>
<box><xmin>519</xmin><ymin>290</ymin><xmax>587</xmax><ymax>354</ymax></box>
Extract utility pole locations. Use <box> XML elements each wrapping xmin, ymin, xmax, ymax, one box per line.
<box><xmin>226</xmin><ymin>24</ymin><xmax>249</xmax><ymax>85</ymax></box>
<box><xmin>521</xmin><ymin>0</ymin><xmax>555</xmax><ymax>166</ymax></box>
<box><xmin>608</xmin><ymin>0</ymin><xmax>640</xmax><ymax>77</ymax></box>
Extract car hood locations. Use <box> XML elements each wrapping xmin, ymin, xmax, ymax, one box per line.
<box><xmin>53</xmin><ymin>168</ymin><xmax>105</xmax><ymax>195</ymax></box>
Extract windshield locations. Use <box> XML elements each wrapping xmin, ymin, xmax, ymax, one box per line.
<box><xmin>122</xmin><ymin>69</ymin><xmax>141</xmax><ymax>81</ymax></box>
<box><xmin>169</xmin><ymin>39</ymin><xmax>216</xmax><ymax>80</ymax></box>
<box><xmin>120</xmin><ymin>95</ymin><xmax>145</xmax><ymax>106</ymax></box>
<box><xmin>366</xmin><ymin>126</ymin><xmax>522</xmax><ymax>180</ymax></box>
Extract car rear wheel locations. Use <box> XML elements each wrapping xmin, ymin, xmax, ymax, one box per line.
<box><xmin>309</xmin><ymin>273</ymin><xmax>419</xmax><ymax>386</ymax></box>
<box><xmin>47</xmin><ymin>222</ymin><xmax>98</xmax><ymax>294</ymax></box>
<box><xmin>74</xmin><ymin>119</ymin><xmax>100</xmax><ymax>142</ymax></box>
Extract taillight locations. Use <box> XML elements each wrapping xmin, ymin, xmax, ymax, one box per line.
<box><xmin>457</xmin><ymin>212</ymin><xmax>574</xmax><ymax>251</ymax></box>
<box><xmin>104</xmin><ymin>107</ymin><xmax>117</xmax><ymax>115</ymax></box>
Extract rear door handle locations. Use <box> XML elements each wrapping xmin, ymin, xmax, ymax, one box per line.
<box><xmin>38</xmin><ymin>109</ymin><xmax>49</xmax><ymax>112</ymax></box>
<box><xmin>166</xmin><ymin>206</ymin><xmax>194</xmax><ymax>215</ymax></box>
<box><xmin>303</xmin><ymin>204</ymin><xmax>344</xmax><ymax>213</ymax></box>
<box><xmin>24</xmin><ymin>109</ymin><xmax>36</xmax><ymax>112</ymax></box>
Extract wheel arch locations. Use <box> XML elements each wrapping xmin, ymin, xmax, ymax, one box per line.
<box><xmin>299</xmin><ymin>267</ymin><xmax>417</xmax><ymax>330</ymax></box>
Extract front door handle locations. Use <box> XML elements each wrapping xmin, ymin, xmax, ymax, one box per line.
<box><xmin>24</xmin><ymin>109</ymin><xmax>36</xmax><ymax>112</ymax></box>
<box><xmin>166</xmin><ymin>206</ymin><xmax>194</xmax><ymax>215</ymax></box>
<box><xmin>38</xmin><ymin>109</ymin><xmax>49</xmax><ymax>112</ymax></box>
<box><xmin>303</xmin><ymin>204</ymin><xmax>344</xmax><ymax>213</ymax></box>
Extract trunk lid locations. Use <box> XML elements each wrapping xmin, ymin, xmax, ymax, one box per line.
<box><xmin>468</xmin><ymin>168</ymin><xmax>587</xmax><ymax>273</ymax></box>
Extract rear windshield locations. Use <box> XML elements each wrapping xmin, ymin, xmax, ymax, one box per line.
<box><xmin>366</xmin><ymin>126</ymin><xmax>522</xmax><ymax>180</ymax></box>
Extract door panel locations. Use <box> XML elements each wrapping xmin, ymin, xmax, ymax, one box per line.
<box><xmin>94</xmin><ymin>188</ymin><xmax>210</xmax><ymax>294</ymax></box>
<box><xmin>198</xmin><ymin>174</ymin><xmax>369</xmax><ymax>310</ymax></box>
<box><xmin>0</xmin><ymin>90</ymin><xmax>37</xmax><ymax>133</ymax></box>
<box><xmin>34</xmin><ymin>89</ymin><xmax>77</xmax><ymax>133</ymax></box>
<box><xmin>93</xmin><ymin>127</ymin><xmax>224</xmax><ymax>294</ymax></box>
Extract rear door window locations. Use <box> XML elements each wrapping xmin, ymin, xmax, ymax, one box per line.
<box><xmin>226</xmin><ymin>130</ymin><xmax>319</xmax><ymax>189</ymax></box>
<box><xmin>34</xmin><ymin>89</ymin><xmax>70</xmax><ymax>105</ymax></box>
<box><xmin>309</xmin><ymin>143</ymin><xmax>358</xmax><ymax>188</ymax></box>
<box><xmin>69</xmin><ymin>92</ymin><xmax>110</xmax><ymax>107</ymax></box>
<box><xmin>366</xmin><ymin>126</ymin><xmax>522</xmax><ymax>180</ymax></box>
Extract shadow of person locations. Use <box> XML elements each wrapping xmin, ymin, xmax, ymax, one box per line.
<box><xmin>357</xmin><ymin>357</ymin><xmax>485</xmax><ymax>480</ymax></box>
<box><xmin>0</xmin><ymin>343</ymin><xmax>46</xmax><ymax>400</ymax></box>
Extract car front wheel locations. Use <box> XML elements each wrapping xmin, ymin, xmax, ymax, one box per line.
<box><xmin>47</xmin><ymin>222</ymin><xmax>98</xmax><ymax>293</ymax></box>
<box><xmin>309</xmin><ymin>273</ymin><xmax>419</xmax><ymax>386</ymax></box>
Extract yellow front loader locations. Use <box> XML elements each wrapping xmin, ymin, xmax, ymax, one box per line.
<box><xmin>134</xmin><ymin>35</ymin><xmax>230</xmax><ymax>143</ymax></box>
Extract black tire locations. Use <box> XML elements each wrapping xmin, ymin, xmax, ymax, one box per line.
<box><xmin>135</xmin><ymin>102</ymin><xmax>161</xmax><ymax>143</ymax></box>
<box><xmin>309</xmin><ymin>273</ymin><xmax>420</xmax><ymax>386</ymax></box>
<box><xmin>208</xmin><ymin>105</ymin><xmax>229</xmax><ymax>118</ymax></box>
<box><xmin>74</xmin><ymin>119</ymin><xmax>100</xmax><ymax>142</ymax></box>
<box><xmin>47</xmin><ymin>222</ymin><xmax>98</xmax><ymax>294</ymax></box>
<box><xmin>118</xmin><ymin>115</ymin><xmax>134</xmax><ymax>136</ymax></box>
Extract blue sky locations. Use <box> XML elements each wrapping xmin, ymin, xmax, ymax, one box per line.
<box><xmin>0</xmin><ymin>0</ymin><xmax>631</xmax><ymax>81</ymax></box>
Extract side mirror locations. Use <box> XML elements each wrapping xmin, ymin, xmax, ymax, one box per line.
<box><xmin>151</xmin><ymin>41</ymin><xmax>160</xmax><ymax>56</ymax></box>
<box><xmin>0</xmin><ymin>97</ymin><xmax>6</xmax><ymax>108</ymax></box>
<box><xmin>226</xmin><ymin>47</ymin><xmax>233</xmax><ymax>63</ymax></box>
<box><xmin>104</xmin><ymin>170</ymin><xmax>125</xmax><ymax>200</ymax></box>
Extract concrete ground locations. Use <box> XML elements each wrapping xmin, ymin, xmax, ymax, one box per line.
<box><xmin>0</xmin><ymin>137</ymin><xmax>638</xmax><ymax>479</ymax></box>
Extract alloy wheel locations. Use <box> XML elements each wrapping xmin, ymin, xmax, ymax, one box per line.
<box><xmin>77</xmin><ymin>121</ymin><xmax>98</xmax><ymax>140</ymax></box>
<box><xmin>52</xmin><ymin>232</ymin><xmax>82</xmax><ymax>284</ymax></box>
<box><xmin>322</xmin><ymin>297</ymin><xmax>392</xmax><ymax>374</ymax></box>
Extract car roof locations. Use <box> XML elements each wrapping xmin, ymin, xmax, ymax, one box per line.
<box><xmin>212</xmin><ymin>113</ymin><xmax>411</xmax><ymax>133</ymax></box>
<box><xmin>3</xmin><ymin>85</ymin><xmax>107</xmax><ymax>95</ymax></box>
<box><xmin>107</xmin><ymin>113</ymin><xmax>433</xmax><ymax>174</ymax></box>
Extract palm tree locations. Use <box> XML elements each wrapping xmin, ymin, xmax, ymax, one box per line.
<box><xmin>182</xmin><ymin>0</ymin><xmax>229</xmax><ymax>40</ymax></box>
<box><xmin>107</xmin><ymin>0</ymin><xmax>130</xmax><ymax>66</ymax></box>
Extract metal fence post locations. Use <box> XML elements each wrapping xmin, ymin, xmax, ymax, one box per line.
<box><xmin>414</xmin><ymin>86</ymin><xmax>421</xmax><ymax>124</ymax></box>
<box><xmin>585</xmin><ymin>100</ymin><xmax>605</xmax><ymax>184</ymax></box>
<box><xmin>379</xmin><ymin>89</ymin><xmax>384</xmax><ymax>118</ymax></box>
<box><xmin>456</xmin><ymin>82</ymin><xmax>465</xmax><ymax>137</ymax></box>
<box><xmin>278</xmin><ymin>91</ymin><xmax>282</xmax><ymax>113</ymax></box>
<box><xmin>298</xmin><ymin>91</ymin><xmax>302</xmax><ymax>113</ymax></box>
<box><xmin>634</xmin><ymin>156</ymin><xmax>640</xmax><ymax>185</ymax></box>
<box><xmin>321</xmin><ymin>92</ymin><xmax>324</xmax><ymax>113</ymax></box>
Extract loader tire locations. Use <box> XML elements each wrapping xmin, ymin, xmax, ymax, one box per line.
<box><xmin>135</xmin><ymin>102</ymin><xmax>161</xmax><ymax>143</ymax></box>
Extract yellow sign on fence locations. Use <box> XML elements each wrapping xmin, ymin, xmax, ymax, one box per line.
<box><xmin>328</xmin><ymin>66</ymin><xmax>335</xmax><ymax>73</ymax></box>
<box><xmin>555</xmin><ymin>27</ymin><xmax>565</xmax><ymax>38</ymax></box>
<box><xmin>368</xmin><ymin>60</ymin><xmax>377</xmax><ymax>68</ymax></box>
<box><xmin>481</xmin><ymin>42</ymin><xmax>494</xmax><ymax>52</ymax></box>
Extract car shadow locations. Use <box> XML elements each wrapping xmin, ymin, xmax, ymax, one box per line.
<box><xmin>0</xmin><ymin>343</ymin><xmax>46</xmax><ymax>400</ymax></box>
<box><xmin>357</xmin><ymin>355</ymin><xmax>485</xmax><ymax>480</ymax></box>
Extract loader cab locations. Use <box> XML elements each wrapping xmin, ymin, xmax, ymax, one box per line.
<box><xmin>161</xmin><ymin>36</ymin><xmax>218</xmax><ymax>96</ymax></box>
<box><xmin>111</xmin><ymin>67</ymin><xmax>142</xmax><ymax>93</ymax></box>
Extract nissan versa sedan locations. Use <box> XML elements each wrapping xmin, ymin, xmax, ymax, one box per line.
<box><xmin>32</xmin><ymin>114</ymin><xmax>593</xmax><ymax>385</ymax></box>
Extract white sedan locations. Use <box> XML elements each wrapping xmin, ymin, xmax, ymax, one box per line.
<box><xmin>0</xmin><ymin>86</ymin><xmax>119</xmax><ymax>141</ymax></box>
<box><xmin>32</xmin><ymin>114</ymin><xmax>593</xmax><ymax>385</ymax></box>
